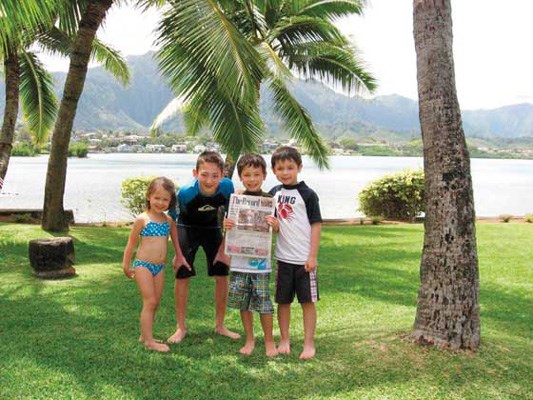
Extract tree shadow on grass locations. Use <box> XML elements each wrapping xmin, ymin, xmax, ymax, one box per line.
<box><xmin>319</xmin><ymin>225</ymin><xmax>532</xmax><ymax>343</ymax></box>
<box><xmin>320</xmin><ymin>226</ymin><xmax>422</xmax><ymax>308</ymax></box>
<box><xmin>1</xmin><ymin>223</ymin><xmax>530</xmax><ymax>399</ymax></box>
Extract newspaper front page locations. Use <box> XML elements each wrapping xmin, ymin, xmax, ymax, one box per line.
<box><xmin>224</xmin><ymin>194</ymin><xmax>275</xmax><ymax>259</ymax></box>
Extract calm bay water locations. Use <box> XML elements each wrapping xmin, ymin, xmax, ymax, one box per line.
<box><xmin>1</xmin><ymin>153</ymin><xmax>532</xmax><ymax>223</ymax></box>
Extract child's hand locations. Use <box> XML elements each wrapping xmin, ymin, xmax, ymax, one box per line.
<box><xmin>265</xmin><ymin>215</ymin><xmax>279</xmax><ymax>232</ymax></box>
<box><xmin>223</xmin><ymin>218</ymin><xmax>235</xmax><ymax>230</ymax></box>
<box><xmin>305</xmin><ymin>256</ymin><xmax>318</xmax><ymax>272</ymax></box>
<box><xmin>214</xmin><ymin>251</ymin><xmax>231</xmax><ymax>267</ymax></box>
<box><xmin>173</xmin><ymin>254</ymin><xmax>191</xmax><ymax>273</ymax></box>
<box><xmin>123</xmin><ymin>265</ymin><xmax>135</xmax><ymax>279</ymax></box>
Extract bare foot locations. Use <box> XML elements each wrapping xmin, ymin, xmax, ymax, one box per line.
<box><xmin>299</xmin><ymin>345</ymin><xmax>316</xmax><ymax>360</ymax></box>
<box><xmin>215</xmin><ymin>326</ymin><xmax>241</xmax><ymax>340</ymax></box>
<box><xmin>277</xmin><ymin>339</ymin><xmax>291</xmax><ymax>355</ymax></box>
<box><xmin>239</xmin><ymin>340</ymin><xmax>255</xmax><ymax>356</ymax></box>
<box><xmin>167</xmin><ymin>328</ymin><xmax>187</xmax><ymax>344</ymax></box>
<box><xmin>265</xmin><ymin>340</ymin><xmax>278</xmax><ymax>357</ymax></box>
<box><xmin>139</xmin><ymin>336</ymin><xmax>163</xmax><ymax>343</ymax></box>
<box><xmin>144</xmin><ymin>340</ymin><xmax>170</xmax><ymax>353</ymax></box>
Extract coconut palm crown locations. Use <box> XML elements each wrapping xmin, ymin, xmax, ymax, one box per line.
<box><xmin>154</xmin><ymin>0</ymin><xmax>376</xmax><ymax>174</ymax></box>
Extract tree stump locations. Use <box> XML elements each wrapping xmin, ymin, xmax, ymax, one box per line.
<box><xmin>28</xmin><ymin>237</ymin><xmax>76</xmax><ymax>279</ymax></box>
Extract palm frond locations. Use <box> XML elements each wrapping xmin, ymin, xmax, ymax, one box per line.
<box><xmin>192</xmin><ymin>75</ymin><xmax>264</xmax><ymax>159</ymax></box>
<box><xmin>182</xmin><ymin>99</ymin><xmax>210</xmax><ymax>137</ymax></box>
<box><xmin>298</xmin><ymin>0</ymin><xmax>366</xmax><ymax>20</ymax></box>
<box><xmin>288</xmin><ymin>41</ymin><xmax>376</xmax><ymax>94</ymax></box>
<box><xmin>91</xmin><ymin>39</ymin><xmax>130</xmax><ymax>86</ymax></box>
<box><xmin>0</xmin><ymin>0</ymin><xmax>56</xmax><ymax>51</ymax></box>
<box><xmin>257</xmin><ymin>41</ymin><xmax>292</xmax><ymax>80</ymax></box>
<box><xmin>156</xmin><ymin>0</ymin><xmax>263</xmax><ymax>105</ymax></box>
<box><xmin>150</xmin><ymin>97</ymin><xmax>185</xmax><ymax>133</ymax></box>
<box><xmin>135</xmin><ymin>0</ymin><xmax>167</xmax><ymax>12</ymax></box>
<box><xmin>268</xmin><ymin>15</ymin><xmax>347</xmax><ymax>50</ymax></box>
<box><xmin>208</xmin><ymin>98</ymin><xmax>264</xmax><ymax>161</ymax></box>
<box><xmin>55</xmin><ymin>1</ymin><xmax>83</xmax><ymax>37</ymax></box>
<box><xmin>267</xmin><ymin>76</ymin><xmax>329</xmax><ymax>169</ymax></box>
<box><xmin>19</xmin><ymin>51</ymin><xmax>57</xmax><ymax>146</ymax></box>
<box><xmin>34</xmin><ymin>26</ymin><xmax>73</xmax><ymax>57</ymax></box>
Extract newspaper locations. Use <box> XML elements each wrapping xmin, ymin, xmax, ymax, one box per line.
<box><xmin>224</xmin><ymin>194</ymin><xmax>275</xmax><ymax>258</ymax></box>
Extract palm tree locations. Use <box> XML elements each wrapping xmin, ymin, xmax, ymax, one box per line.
<box><xmin>41</xmin><ymin>0</ymin><xmax>135</xmax><ymax>231</ymax></box>
<box><xmin>411</xmin><ymin>0</ymin><xmax>480</xmax><ymax>350</ymax></box>
<box><xmin>0</xmin><ymin>0</ymin><xmax>58</xmax><ymax>189</ymax></box>
<box><xmin>153</xmin><ymin>0</ymin><xmax>376</xmax><ymax>177</ymax></box>
<box><xmin>40</xmin><ymin>0</ymin><xmax>163</xmax><ymax>231</ymax></box>
<box><xmin>1</xmin><ymin>14</ymin><xmax>129</xmax><ymax>192</ymax></box>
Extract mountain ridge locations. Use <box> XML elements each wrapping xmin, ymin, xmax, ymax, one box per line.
<box><xmin>1</xmin><ymin>52</ymin><xmax>532</xmax><ymax>139</ymax></box>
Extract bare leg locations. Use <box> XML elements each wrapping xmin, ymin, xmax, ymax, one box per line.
<box><xmin>277</xmin><ymin>303</ymin><xmax>291</xmax><ymax>354</ymax></box>
<box><xmin>260</xmin><ymin>313</ymin><xmax>278</xmax><ymax>357</ymax></box>
<box><xmin>214</xmin><ymin>275</ymin><xmax>240</xmax><ymax>339</ymax></box>
<box><xmin>135</xmin><ymin>268</ymin><xmax>169</xmax><ymax>352</ymax></box>
<box><xmin>167</xmin><ymin>278</ymin><xmax>190</xmax><ymax>343</ymax></box>
<box><xmin>299</xmin><ymin>302</ymin><xmax>316</xmax><ymax>359</ymax></box>
<box><xmin>139</xmin><ymin>272</ymin><xmax>165</xmax><ymax>343</ymax></box>
<box><xmin>239</xmin><ymin>311</ymin><xmax>255</xmax><ymax>355</ymax></box>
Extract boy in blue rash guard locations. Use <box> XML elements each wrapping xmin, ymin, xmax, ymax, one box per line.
<box><xmin>168</xmin><ymin>151</ymin><xmax>240</xmax><ymax>343</ymax></box>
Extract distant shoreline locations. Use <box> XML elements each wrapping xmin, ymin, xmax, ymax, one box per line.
<box><xmin>0</xmin><ymin>211</ymin><xmax>529</xmax><ymax>226</ymax></box>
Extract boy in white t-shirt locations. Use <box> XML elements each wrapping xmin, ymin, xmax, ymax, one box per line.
<box><xmin>269</xmin><ymin>146</ymin><xmax>322</xmax><ymax>360</ymax></box>
<box><xmin>224</xmin><ymin>153</ymin><xmax>279</xmax><ymax>357</ymax></box>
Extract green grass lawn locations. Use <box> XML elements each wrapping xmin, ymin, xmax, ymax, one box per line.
<box><xmin>0</xmin><ymin>222</ymin><xmax>531</xmax><ymax>400</ymax></box>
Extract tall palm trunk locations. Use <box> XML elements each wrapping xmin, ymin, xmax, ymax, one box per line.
<box><xmin>42</xmin><ymin>0</ymin><xmax>113</xmax><ymax>231</ymax></box>
<box><xmin>224</xmin><ymin>155</ymin><xmax>236</xmax><ymax>179</ymax></box>
<box><xmin>411</xmin><ymin>0</ymin><xmax>480</xmax><ymax>350</ymax></box>
<box><xmin>0</xmin><ymin>49</ymin><xmax>20</xmax><ymax>190</ymax></box>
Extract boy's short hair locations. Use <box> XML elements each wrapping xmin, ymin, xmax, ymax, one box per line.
<box><xmin>237</xmin><ymin>153</ymin><xmax>267</xmax><ymax>176</ymax></box>
<box><xmin>270</xmin><ymin>146</ymin><xmax>302</xmax><ymax>168</ymax></box>
<box><xmin>196</xmin><ymin>150</ymin><xmax>225</xmax><ymax>173</ymax></box>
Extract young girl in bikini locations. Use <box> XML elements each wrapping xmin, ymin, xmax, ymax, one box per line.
<box><xmin>123</xmin><ymin>177</ymin><xmax>188</xmax><ymax>352</ymax></box>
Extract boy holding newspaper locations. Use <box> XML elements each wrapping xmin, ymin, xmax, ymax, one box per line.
<box><xmin>223</xmin><ymin>153</ymin><xmax>279</xmax><ymax>357</ymax></box>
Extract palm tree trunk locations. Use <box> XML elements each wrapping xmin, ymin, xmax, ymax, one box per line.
<box><xmin>224</xmin><ymin>155</ymin><xmax>236</xmax><ymax>178</ymax></box>
<box><xmin>42</xmin><ymin>0</ymin><xmax>114</xmax><ymax>231</ymax></box>
<box><xmin>411</xmin><ymin>0</ymin><xmax>480</xmax><ymax>350</ymax></box>
<box><xmin>0</xmin><ymin>49</ymin><xmax>20</xmax><ymax>190</ymax></box>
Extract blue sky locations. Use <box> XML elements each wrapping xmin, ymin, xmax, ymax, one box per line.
<box><xmin>39</xmin><ymin>0</ymin><xmax>533</xmax><ymax>110</ymax></box>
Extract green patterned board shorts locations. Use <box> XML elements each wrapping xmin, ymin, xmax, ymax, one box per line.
<box><xmin>228</xmin><ymin>271</ymin><xmax>274</xmax><ymax>314</ymax></box>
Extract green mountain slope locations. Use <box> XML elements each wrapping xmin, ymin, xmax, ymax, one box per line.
<box><xmin>1</xmin><ymin>52</ymin><xmax>532</xmax><ymax>139</ymax></box>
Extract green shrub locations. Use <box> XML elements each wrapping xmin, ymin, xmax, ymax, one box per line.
<box><xmin>371</xmin><ymin>216</ymin><xmax>383</xmax><ymax>225</ymax></box>
<box><xmin>14</xmin><ymin>213</ymin><xmax>35</xmax><ymax>223</ymax></box>
<box><xmin>499</xmin><ymin>214</ymin><xmax>512</xmax><ymax>223</ymax></box>
<box><xmin>68</xmin><ymin>142</ymin><xmax>88</xmax><ymax>158</ymax></box>
<box><xmin>11</xmin><ymin>143</ymin><xmax>37</xmax><ymax>156</ymax></box>
<box><xmin>121</xmin><ymin>176</ymin><xmax>156</xmax><ymax>217</ymax></box>
<box><xmin>358</xmin><ymin>169</ymin><xmax>425</xmax><ymax>221</ymax></box>
<box><xmin>525</xmin><ymin>214</ymin><xmax>533</xmax><ymax>223</ymax></box>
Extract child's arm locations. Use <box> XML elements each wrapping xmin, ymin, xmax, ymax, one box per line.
<box><xmin>214</xmin><ymin>238</ymin><xmax>231</xmax><ymax>266</ymax></box>
<box><xmin>305</xmin><ymin>222</ymin><xmax>322</xmax><ymax>272</ymax></box>
<box><xmin>122</xmin><ymin>216</ymin><xmax>144</xmax><ymax>279</ymax></box>
<box><xmin>214</xmin><ymin>219</ymin><xmax>232</xmax><ymax>265</ymax></box>
<box><xmin>169</xmin><ymin>216</ymin><xmax>191</xmax><ymax>273</ymax></box>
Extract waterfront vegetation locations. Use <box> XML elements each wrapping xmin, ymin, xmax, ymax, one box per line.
<box><xmin>11</xmin><ymin>130</ymin><xmax>533</xmax><ymax>159</ymax></box>
<box><xmin>0</xmin><ymin>222</ymin><xmax>531</xmax><ymax>399</ymax></box>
